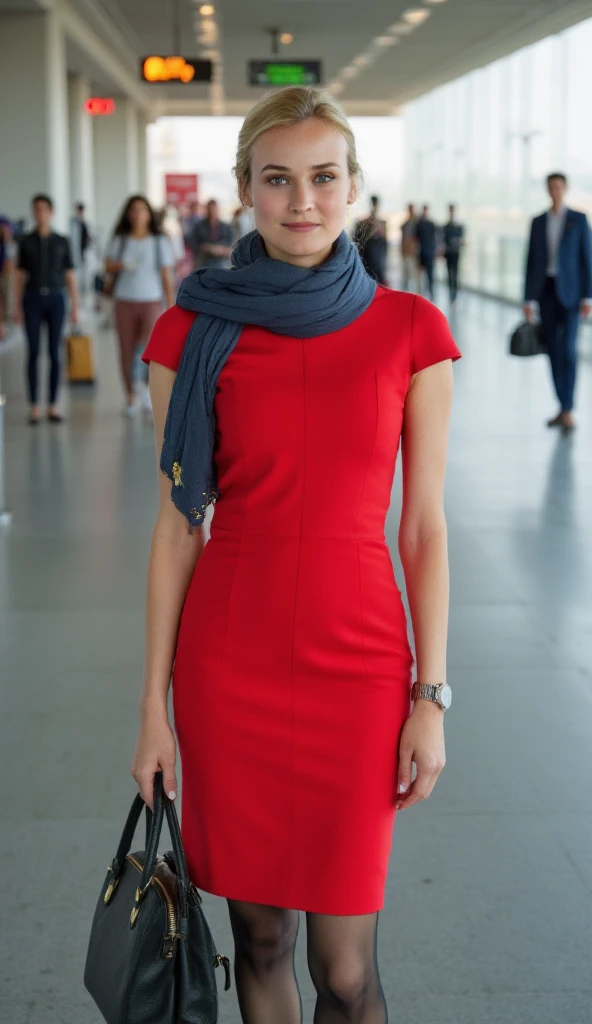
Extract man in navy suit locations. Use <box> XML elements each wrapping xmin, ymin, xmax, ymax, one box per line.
<box><xmin>524</xmin><ymin>172</ymin><xmax>592</xmax><ymax>433</ymax></box>
<box><xmin>416</xmin><ymin>204</ymin><xmax>439</xmax><ymax>300</ymax></box>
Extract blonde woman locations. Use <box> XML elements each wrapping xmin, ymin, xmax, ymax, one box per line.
<box><xmin>132</xmin><ymin>87</ymin><xmax>460</xmax><ymax>1022</ymax></box>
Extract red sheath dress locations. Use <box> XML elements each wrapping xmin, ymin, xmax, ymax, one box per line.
<box><xmin>143</xmin><ymin>288</ymin><xmax>461</xmax><ymax>915</ymax></box>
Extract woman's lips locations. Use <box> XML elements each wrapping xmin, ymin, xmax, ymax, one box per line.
<box><xmin>282</xmin><ymin>223</ymin><xmax>320</xmax><ymax>232</ymax></box>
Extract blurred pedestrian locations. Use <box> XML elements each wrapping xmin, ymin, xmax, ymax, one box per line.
<box><xmin>13</xmin><ymin>194</ymin><xmax>79</xmax><ymax>424</ymax></box>
<box><xmin>401</xmin><ymin>202</ymin><xmax>419</xmax><ymax>292</ymax></box>
<box><xmin>353</xmin><ymin>195</ymin><xmax>388</xmax><ymax>285</ymax></box>
<box><xmin>105</xmin><ymin>195</ymin><xmax>175</xmax><ymax>417</ymax></box>
<box><xmin>442</xmin><ymin>204</ymin><xmax>465</xmax><ymax>304</ymax></box>
<box><xmin>231</xmin><ymin>204</ymin><xmax>256</xmax><ymax>243</ymax></box>
<box><xmin>70</xmin><ymin>202</ymin><xmax>91</xmax><ymax>294</ymax></box>
<box><xmin>0</xmin><ymin>216</ymin><xmax>17</xmax><ymax>339</ymax></box>
<box><xmin>524</xmin><ymin>172</ymin><xmax>592</xmax><ymax>434</ymax></box>
<box><xmin>181</xmin><ymin>200</ymin><xmax>202</xmax><ymax>247</ymax></box>
<box><xmin>416</xmin><ymin>204</ymin><xmax>438</xmax><ymax>300</ymax></box>
<box><xmin>187</xmin><ymin>199</ymin><xmax>233</xmax><ymax>270</ymax></box>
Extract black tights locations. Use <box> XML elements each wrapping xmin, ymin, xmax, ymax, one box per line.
<box><xmin>227</xmin><ymin>899</ymin><xmax>387</xmax><ymax>1023</ymax></box>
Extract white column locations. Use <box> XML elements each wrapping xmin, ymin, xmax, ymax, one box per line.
<box><xmin>67</xmin><ymin>75</ymin><xmax>95</xmax><ymax>221</ymax></box>
<box><xmin>137</xmin><ymin>112</ymin><xmax>149</xmax><ymax>195</ymax></box>
<box><xmin>0</xmin><ymin>11</ymin><xmax>69</xmax><ymax>230</ymax></box>
<box><xmin>93</xmin><ymin>98</ymin><xmax>141</xmax><ymax>250</ymax></box>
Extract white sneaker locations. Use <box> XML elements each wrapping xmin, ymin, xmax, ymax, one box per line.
<box><xmin>140</xmin><ymin>383</ymin><xmax>152</xmax><ymax>417</ymax></box>
<box><xmin>123</xmin><ymin>400</ymin><xmax>138</xmax><ymax>418</ymax></box>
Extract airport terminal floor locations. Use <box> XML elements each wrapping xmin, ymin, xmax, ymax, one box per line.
<box><xmin>1</xmin><ymin>285</ymin><xmax>592</xmax><ymax>1024</ymax></box>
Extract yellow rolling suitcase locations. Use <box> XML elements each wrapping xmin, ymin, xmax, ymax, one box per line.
<box><xmin>67</xmin><ymin>328</ymin><xmax>96</xmax><ymax>384</ymax></box>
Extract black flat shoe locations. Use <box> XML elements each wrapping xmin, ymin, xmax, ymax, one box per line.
<box><xmin>48</xmin><ymin>412</ymin><xmax>64</xmax><ymax>423</ymax></box>
<box><xmin>28</xmin><ymin>415</ymin><xmax>41</xmax><ymax>426</ymax></box>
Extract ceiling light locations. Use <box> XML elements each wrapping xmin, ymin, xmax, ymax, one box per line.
<box><xmin>425</xmin><ymin>0</ymin><xmax>448</xmax><ymax>3</ymax></box>
<box><xmin>199</xmin><ymin>4</ymin><xmax>215</xmax><ymax>15</ymax></box>
<box><xmin>353</xmin><ymin>53</ymin><xmax>374</xmax><ymax>68</ymax></box>
<box><xmin>375</xmin><ymin>35</ymin><xmax>399</xmax><ymax>47</ymax></box>
<box><xmin>402</xmin><ymin>8</ymin><xmax>431</xmax><ymax>25</ymax></box>
<box><xmin>387</xmin><ymin>21</ymin><xmax>414</xmax><ymax>35</ymax></box>
<box><xmin>280</xmin><ymin>33</ymin><xmax>294</xmax><ymax>44</ymax></box>
<box><xmin>340</xmin><ymin>66</ymin><xmax>359</xmax><ymax>79</ymax></box>
<box><xmin>328</xmin><ymin>82</ymin><xmax>345</xmax><ymax>95</ymax></box>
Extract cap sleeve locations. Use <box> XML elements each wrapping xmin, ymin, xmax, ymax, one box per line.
<box><xmin>142</xmin><ymin>304</ymin><xmax>198</xmax><ymax>373</ymax></box>
<box><xmin>410</xmin><ymin>295</ymin><xmax>461</xmax><ymax>375</ymax></box>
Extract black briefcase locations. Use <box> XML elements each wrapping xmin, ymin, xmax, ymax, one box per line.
<box><xmin>509</xmin><ymin>320</ymin><xmax>547</xmax><ymax>356</ymax></box>
<box><xmin>84</xmin><ymin>772</ymin><xmax>231</xmax><ymax>1023</ymax></box>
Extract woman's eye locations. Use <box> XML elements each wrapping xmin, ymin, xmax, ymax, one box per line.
<box><xmin>267</xmin><ymin>174</ymin><xmax>335</xmax><ymax>186</ymax></box>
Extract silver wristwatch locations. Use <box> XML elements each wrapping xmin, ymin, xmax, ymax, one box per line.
<box><xmin>411</xmin><ymin>681</ymin><xmax>452</xmax><ymax>711</ymax></box>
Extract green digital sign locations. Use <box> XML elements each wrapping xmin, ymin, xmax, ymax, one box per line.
<box><xmin>249</xmin><ymin>61</ymin><xmax>323</xmax><ymax>87</ymax></box>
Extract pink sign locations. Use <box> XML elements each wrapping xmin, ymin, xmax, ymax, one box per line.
<box><xmin>165</xmin><ymin>173</ymin><xmax>199</xmax><ymax>207</ymax></box>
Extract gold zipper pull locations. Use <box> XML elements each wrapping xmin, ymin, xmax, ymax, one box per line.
<box><xmin>214</xmin><ymin>954</ymin><xmax>232</xmax><ymax>990</ymax></box>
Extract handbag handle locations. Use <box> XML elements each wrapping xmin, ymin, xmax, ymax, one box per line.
<box><xmin>109</xmin><ymin>773</ymin><xmax>192</xmax><ymax>926</ymax></box>
<box><xmin>110</xmin><ymin>773</ymin><xmax>165</xmax><ymax>884</ymax></box>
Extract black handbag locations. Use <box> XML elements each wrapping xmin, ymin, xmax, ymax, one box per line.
<box><xmin>509</xmin><ymin>320</ymin><xmax>547</xmax><ymax>356</ymax></box>
<box><xmin>84</xmin><ymin>772</ymin><xmax>231</xmax><ymax>1023</ymax></box>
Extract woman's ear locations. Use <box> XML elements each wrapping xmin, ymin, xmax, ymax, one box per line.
<box><xmin>239</xmin><ymin>184</ymin><xmax>253</xmax><ymax>209</ymax></box>
<box><xmin>347</xmin><ymin>181</ymin><xmax>358</xmax><ymax>207</ymax></box>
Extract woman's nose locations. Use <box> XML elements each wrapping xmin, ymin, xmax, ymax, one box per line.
<box><xmin>289</xmin><ymin>185</ymin><xmax>314</xmax><ymax>213</ymax></box>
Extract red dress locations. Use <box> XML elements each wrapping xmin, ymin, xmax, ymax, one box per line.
<box><xmin>143</xmin><ymin>288</ymin><xmax>461</xmax><ymax>915</ymax></box>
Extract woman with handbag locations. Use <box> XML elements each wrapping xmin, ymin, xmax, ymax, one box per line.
<box><xmin>105</xmin><ymin>195</ymin><xmax>175</xmax><ymax>417</ymax></box>
<box><xmin>131</xmin><ymin>86</ymin><xmax>460</xmax><ymax>1023</ymax></box>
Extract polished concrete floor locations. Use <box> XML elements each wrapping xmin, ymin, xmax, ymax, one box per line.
<box><xmin>1</xmin><ymin>285</ymin><xmax>592</xmax><ymax>1024</ymax></box>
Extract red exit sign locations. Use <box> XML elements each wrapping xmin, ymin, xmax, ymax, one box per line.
<box><xmin>84</xmin><ymin>97</ymin><xmax>116</xmax><ymax>116</ymax></box>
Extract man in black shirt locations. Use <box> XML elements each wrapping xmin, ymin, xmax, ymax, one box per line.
<box><xmin>14</xmin><ymin>193</ymin><xmax>79</xmax><ymax>424</ymax></box>
<box><xmin>442</xmin><ymin>203</ymin><xmax>465</xmax><ymax>303</ymax></box>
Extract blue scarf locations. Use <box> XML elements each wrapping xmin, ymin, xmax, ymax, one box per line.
<box><xmin>161</xmin><ymin>229</ymin><xmax>376</xmax><ymax>528</ymax></box>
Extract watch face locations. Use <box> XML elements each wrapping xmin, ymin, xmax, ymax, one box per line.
<box><xmin>440</xmin><ymin>684</ymin><xmax>452</xmax><ymax>709</ymax></box>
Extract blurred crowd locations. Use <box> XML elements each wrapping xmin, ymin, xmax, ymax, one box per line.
<box><xmin>0</xmin><ymin>189</ymin><xmax>466</xmax><ymax>424</ymax></box>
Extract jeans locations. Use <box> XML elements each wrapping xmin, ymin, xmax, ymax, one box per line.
<box><xmin>23</xmin><ymin>289</ymin><xmax>66</xmax><ymax>405</ymax></box>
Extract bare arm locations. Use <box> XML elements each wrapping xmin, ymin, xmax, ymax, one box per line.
<box><xmin>160</xmin><ymin>266</ymin><xmax>175</xmax><ymax>308</ymax></box>
<box><xmin>105</xmin><ymin>258</ymin><xmax>125</xmax><ymax>274</ymax></box>
<box><xmin>12</xmin><ymin>269</ymin><xmax>27</xmax><ymax>323</ymax></box>
<box><xmin>64</xmin><ymin>268</ymin><xmax>79</xmax><ymax>323</ymax></box>
<box><xmin>131</xmin><ymin>361</ymin><xmax>205</xmax><ymax>807</ymax></box>
<box><xmin>395</xmin><ymin>359</ymin><xmax>454</xmax><ymax>810</ymax></box>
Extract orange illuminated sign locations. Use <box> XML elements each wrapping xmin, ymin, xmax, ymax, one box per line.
<box><xmin>140</xmin><ymin>56</ymin><xmax>212</xmax><ymax>84</ymax></box>
<box><xmin>84</xmin><ymin>97</ymin><xmax>116</xmax><ymax>116</ymax></box>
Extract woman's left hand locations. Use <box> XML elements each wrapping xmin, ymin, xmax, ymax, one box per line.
<box><xmin>395</xmin><ymin>700</ymin><xmax>446</xmax><ymax>810</ymax></box>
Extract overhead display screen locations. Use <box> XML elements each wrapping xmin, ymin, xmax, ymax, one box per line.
<box><xmin>248</xmin><ymin>61</ymin><xmax>323</xmax><ymax>87</ymax></box>
<box><xmin>140</xmin><ymin>56</ymin><xmax>213</xmax><ymax>84</ymax></box>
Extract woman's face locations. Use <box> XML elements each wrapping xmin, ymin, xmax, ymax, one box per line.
<box><xmin>128</xmin><ymin>199</ymin><xmax>151</xmax><ymax>232</ymax></box>
<box><xmin>242</xmin><ymin>118</ymin><xmax>356</xmax><ymax>268</ymax></box>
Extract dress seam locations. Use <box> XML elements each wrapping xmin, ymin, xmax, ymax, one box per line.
<box><xmin>210</xmin><ymin>524</ymin><xmax>385</xmax><ymax>542</ymax></box>
<box><xmin>216</xmin><ymin>379</ymin><xmax>249</xmax><ymax>704</ymax></box>
<box><xmin>354</xmin><ymin>369</ymin><xmax>380</xmax><ymax>530</ymax></box>
<box><xmin>356</xmin><ymin>543</ymin><xmax>371</xmax><ymax>685</ymax></box>
<box><xmin>287</xmin><ymin>339</ymin><xmax>307</xmax><ymax>907</ymax></box>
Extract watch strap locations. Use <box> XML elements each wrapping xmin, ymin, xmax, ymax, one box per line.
<box><xmin>412</xmin><ymin>682</ymin><xmax>444</xmax><ymax>705</ymax></box>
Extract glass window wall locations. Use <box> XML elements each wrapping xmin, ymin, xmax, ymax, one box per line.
<box><xmin>403</xmin><ymin>17</ymin><xmax>592</xmax><ymax>302</ymax></box>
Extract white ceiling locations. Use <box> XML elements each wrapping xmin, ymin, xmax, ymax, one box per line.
<box><xmin>63</xmin><ymin>0</ymin><xmax>592</xmax><ymax>113</ymax></box>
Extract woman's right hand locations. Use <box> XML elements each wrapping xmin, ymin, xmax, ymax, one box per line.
<box><xmin>130</xmin><ymin>709</ymin><xmax>178</xmax><ymax>810</ymax></box>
